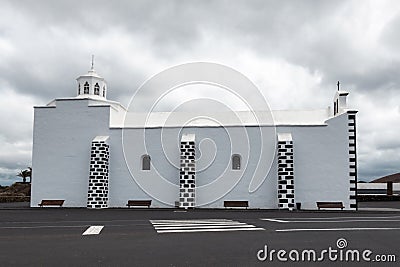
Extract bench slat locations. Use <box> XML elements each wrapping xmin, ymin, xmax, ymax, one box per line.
<box><xmin>126</xmin><ymin>200</ymin><xmax>152</xmax><ymax>207</ymax></box>
<box><xmin>38</xmin><ymin>200</ymin><xmax>64</xmax><ymax>207</ymax></box>
<box><xmin>224</xmin><ymin>201</ymin><xmax>249</xmax><ymax>208</ymax></box>
<box><xmin>317</xmin><ymin>202</ymin><xmax>344</xmax><ymax>210</ymax></box>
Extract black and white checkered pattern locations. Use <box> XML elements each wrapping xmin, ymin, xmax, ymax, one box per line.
<box><xmin>179</xmin><ymin>138</ymin><xmax>195</xmax><ymax>209</ymax></box>
<box><xmin>87</xmin><ymin>138</ymin><xmax>109</xmax><ymax>209</ymax></box>
<box><xmin>348</xmin><ymin>111</ymin><xmax>358</xmax><ymax>210</ymax></box>
<box><xmin>277</xmin><ymin>138</ymin><xmax>295</xmax><ymax>210</ymax></box>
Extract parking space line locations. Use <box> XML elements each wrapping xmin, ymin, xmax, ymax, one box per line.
<box><xmin>261</xmin><ymin>218</ymin><xmax>400</xmax><ymax>223</ymax></box>
<box><xmin>268</xmin><ymin>215</ymin><xmax>400</xmax><ymax>220</ymax></box>
<box><xmin>276</xmin><ymin>227</ymin><xmax>400</xmax><ymax>232</ymax></box>
<box><xmin>283</xmin><ymin>219</ymin><xmax>400</xmax><ymax>223</ymax></box>
<box><xmin>0</xmin><ymin>225</ymin><xmax>87</xmax><ymax>229</ymax></box>
<box><xmin>82</xmin><ymin>225</ymin><xmax>104</xmax><ymax>235</ymax></box>
<box><xmin>260</xmin><ymin>218</ymin><xmax>288</xmax><ymax>223</ymax></box>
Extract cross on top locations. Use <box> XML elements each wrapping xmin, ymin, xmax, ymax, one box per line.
<box><xmin>91</xmin><ymin>55</ymin><xmax>95</xmax><ymax>70</ymax></box>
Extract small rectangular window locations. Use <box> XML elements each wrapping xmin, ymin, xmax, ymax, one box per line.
<box><xmin>142</xmin><ymin>155</ymin><xmax>151</xmax><ymax>170</ymax></box>
<box><xmin>232</xmin><ymin>154</ymin><xmax>241</xmax><ymax>170</ymax></box>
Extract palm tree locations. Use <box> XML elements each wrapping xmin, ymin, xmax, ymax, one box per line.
<box><xmin>17</xmin><ymin>168</ymin><xmax>31</xmax><ymax>183</ymax></box>
<box><xmin>27</xmin><ymin>167</ymin><xmax>32</xmax><ymax>183</ymax></box>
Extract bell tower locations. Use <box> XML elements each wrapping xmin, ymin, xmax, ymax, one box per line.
<box><xmin>333</xmin><ymin>81</ymin><xmax>349</xmax><ymax>116</ymax></box>
<box><xmin>76</xmin><ymin>56</ymin><xmax>107</xmax><ymax>99</ymax></box>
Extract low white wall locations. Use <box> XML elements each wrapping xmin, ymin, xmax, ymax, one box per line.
<box><xmin>358</xmin><ymin>183</ymin><xmax>400</xmax><ymax>190</ymax></box>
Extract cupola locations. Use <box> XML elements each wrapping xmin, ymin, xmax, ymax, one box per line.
<box><xmin>76</xmin><ymin>56</ymin><xmax>107</xmax><ymax>99</ymax></box>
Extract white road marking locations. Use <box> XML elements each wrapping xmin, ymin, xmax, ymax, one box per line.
<box><xmin>359</xmin><ymin>208</ymin><xmax>400</xmax><ymax>211</ymax></box>
<box><xmin>260</xmin><ymin>216</ymin><xmax>400</xmax><ymax>223</ymax></box>
<box><xmin>151</xmin><ymin>219</ymin><xmax>233</xmax><ymax>224</ymax></box>
<box><xmin>152</xmin><ymin>220</ymin><xmax>246</xmax><ymax>225</ymax></box>
<box><xmin>260</xmin><ymin>218</ymin><xmax>289</xmax><ymax>223</ymax></box>
<box><xmin>82</xmin><ymin>225</ymin><xmax>104</xmax><ymax>235</ymax></box>
<box><xmin>271</xmin><ymin>215</ymin><xmax>400</xmax><ymax>220</ymax></box>
<box><xmin>281</xmin><ymin>219</ymin><xmax>400</xmax><ymax>223</ymax></box>
<box><xmin>0</xmin><ymin>225</ymin><xmax>87</xmax><ymax>229</ymax></box>
<box><xmin>276</xmin><ymin>227</ymin><xmax>400</xmax><ymax>232</ymax></box>
<box><xmin>157</xmin><ymin>228</ymin><xmax>265</xmax><ymax>234</ymax></box>
<box><xmin>155</xmin><ymin>224</ymin><xmax>255</xmax><ymax>230</ymax></box>
<box><xmin>150</xmin><ymin>219</ymin><xmax>264</xmax><ymax>234</ymax></box>
<box><xmin>154</xmin><ymin>222</ymin><xmax>247</xmax><ymax>227</ymax></box>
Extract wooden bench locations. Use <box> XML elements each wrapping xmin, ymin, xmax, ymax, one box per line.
<box><xmin>126</xmin><ymin>200</ymin><xmax>152</xmax><ymax>208</ymax></box>
<box><xmin>224</xmin><ymin>201</ymin><xmax>249</xmax><ymax>208</ymax></box>
<box><xmin>38</xmin><ymin>200</ymin><xmax>64</xmax><ymax>207</ymax></box>
<box><xmin>317</xmin><ymin>202</ymin><xmax>344</xmax><ymax>210</ymax></box>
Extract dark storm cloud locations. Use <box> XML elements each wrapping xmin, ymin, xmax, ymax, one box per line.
<box><xmin>4</xmin><ymin>0</ymin><xmax>397</xmax><ymax>96</ymax></box>
<box><xmin>5</xmin><ymin>0</ymin><xmax>203</xmax><ymax>54</ymax></box>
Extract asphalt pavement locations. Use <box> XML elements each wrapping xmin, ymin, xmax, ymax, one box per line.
<box><xmin>0</xmin><ymin>205</ymin><xmax>399</xmax><ymax>266</ymax></box>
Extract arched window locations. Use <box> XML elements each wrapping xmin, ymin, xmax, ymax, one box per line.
<box><xmin>232</xmin><ymin>154</ymin><xmax>241</xmax><ymax>170</ymax></box>
<box><xmin>102</xmin><ymin>86</ymin><xmax>106</xmax><ymax>97</ymax></box>
<box><xmin>84</xmin><ymin>81</ymin><xmax>89</xmax><ymax>94</ymax></box>
<box><xmin>94</xmin><ymin>83</ymin><xmax>100</xmax><ymax>95</ymax></box>
<box><xmin>78</xmin><ymin>83</ymin><xmax>81</xmax><ymax>94</ymax></box>
<box><xmin>142</xmin><ymin>155</ymin><xmax>151</xmax><ymax>170</ymax></box>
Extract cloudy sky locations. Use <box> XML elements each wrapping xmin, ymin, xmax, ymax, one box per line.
<box><xmin>1</xmin><ymin>0</ymin><xmax>400</xmax><ymax>185</ymax></box>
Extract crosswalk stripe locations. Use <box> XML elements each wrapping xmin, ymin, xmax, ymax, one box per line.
<box><xmin>151</xmin><ymin>221</ymin><xmax>240</xmax><ymax>224</ymax></box>
<box><xmin>150</xmin><ymin>219</ymin><xmax>264</xmax><ymax>234</ymax></box>
<box><xmin>154</xmin><ymin>224</ymin><xmax>255</xmax><ymax>230</ymax></box>
<box><xmin>153</xmin><ymin>222</ymin><xmax>247</xmax><ymax>227</ymax></box>
<box><xmin>82</xmin><ymin>225</ymin><xmax>104</xmax><ymax>235</ymax></box>
<box><xmin>156</xmin><ymin>228</ymin><xmax>265</xmax><ymax>234</ymax></box>
<box><xmin>150</xmin><ymin>219</ymin><xmax>233</xmax><ymax>224</ymax></box>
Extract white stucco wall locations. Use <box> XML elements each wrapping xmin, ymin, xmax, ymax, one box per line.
<box><xmin>286</xmin><ymin>113</ymin><xmax>351</xmax><ymax>209</ymax></box>
<box><xmin>31</xmin><ymin>99</ymin><xmax>111</xmax><ymax>207</ymax></box>
<box><xmin>31</xmin><ymin>98</ymin><xmax>353</xmax><ymax>209</ymax></box>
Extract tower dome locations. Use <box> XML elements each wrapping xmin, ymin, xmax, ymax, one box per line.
<box><xmin>76</xmin><ymin>56</ymin><xmax>107</xmax><ymax>99</ymax></box>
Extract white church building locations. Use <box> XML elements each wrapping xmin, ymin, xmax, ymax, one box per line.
<box><xmin>31</xmin><ymin>63</ymin><xmax>358</xmax><ymax>210</ymax></box>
